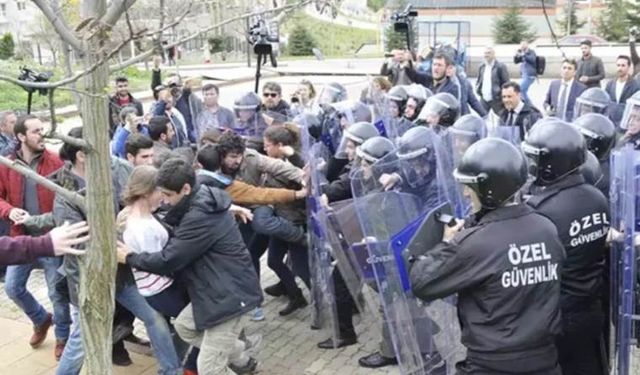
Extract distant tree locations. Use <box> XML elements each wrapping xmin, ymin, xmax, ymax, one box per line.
<box><xmin>0</xmin><ymin>33</ymin><xmax>15</xmax><ymax>60</ymax></box>
<box><xmin>556</xmin><ymin>1</ymin><xmax>586</xmax><ymax>36</ymax></box>
<box><xmin>626</xmin><ymin>0</ymin><xmax>640</xmax><ymax>35</ymax></box>
<box><xmin>598</xmin><ymin>0</ymin><xmax>629</xmax><ymax>42</ymax></box>
<box><xmin>492</xmin><ymin>4</ymin><xmax>537</xmax><ymax>44</ymax></box>
<box><xmin>367</xmin><ymin>0</ymin><xmax>385</xmax><ymax>12</ymax></box>
<box><xmin>384</xmin><ymin>23</ymin><xmax>407</xmax><ymax>51</ymax></box>
<box><xmin>288</xmin><ymin>23</ymin><xmax>315</xmax><ymax>56</ymax></box>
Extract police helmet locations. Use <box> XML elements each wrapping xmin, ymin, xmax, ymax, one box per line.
<box><xmin>387</xmin><ymin>86</ymin><xmax>409</xmax><ymax>114</ymax></box>
<box><xmin>396</xmin><ymin>126</ymin><xmax>440</xmax><ymax>187</ymax></box>
<box><xmin>573</xmin><ymin>87</ymin><xmax>611</xmax><ymax>119</ymax></box>
<box><xmin>404</xmin><ymin>85</ymin><xmax>432</xmax><ymax>120</ymax></box>
<box><xmin>579</xmin><ymin>151</ymin><xmax>604</xmax><ymax>187</ymax></box>
<box><xmin>453</xmin><ymin>138</ymin><xmax>528</xmax><ymax>209</ymax></box>
<box><xmin>332</xmin><ymin>100</ymin><xmax>372</xmax><ymax>125</ymax></box>
<box><xmin>619</xmin><ymin>91</ymin><xmax>640</xmax><ymax>130</ymax></box>
<box><xmin>343</xmin><ymin>122</ymin><xmax>379</xmax><ymax>145</ymax></box>
<box><xmin>521</xmin><ymin>119</ymin><xmax>586</xmax><ymax>186</ymax></box>
<box><xmin>418</xmin><ymin>92</ymin><xmax>460</xmax><ymax>127</ymax></box>
<box><xmin>573</xmin><ymin>113</ymin><xmax>616</xmax><ymax>161</ymax></box>
<box><xmin>355</xmin><ymin>136</ymin><xmax>396</xmax><ymax>164</ymax></box>
<box><xmin>319</xmin><ymin>82</ymin><xmax>348</xmax><ymax>104</ymax></box>
<box><xmin>233</xmin><ymin>91</ymin><xmax>261</xmax><ymax>114</ymax></box>
<box><xmin>451</xmin><ymin>114</ymin><xmax>487</xmax><ymax>140</ymax></box>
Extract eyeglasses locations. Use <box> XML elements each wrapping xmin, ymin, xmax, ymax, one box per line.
<box><xmin>263</xmin><ymin>92</ymin><xmax>278</xmax><ymax>98</ymax></box>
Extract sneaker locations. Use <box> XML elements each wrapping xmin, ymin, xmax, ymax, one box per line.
<box><xmin>30</xmin><ymin>313</ymin><xmax>53</xmax><ymax>348</ymax></box>
<box><xmin>54</xmin><ymin>339</ymin><xmax>66</xmax><ymax>361</ymax></box>
<box><xmin>250</xmin><ymin>308</ymin><xmax>265</xmax><ymax>322</ymax></box>
<box><xmin>229</xmin><ymin>357</ymin><xmax>258</xmax><ymax>374</ymax></box>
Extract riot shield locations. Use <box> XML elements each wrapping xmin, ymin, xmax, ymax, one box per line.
<box><xmin>609</xmin><ymin>145</ymin><xmax>640</xmax><ymax>375</ymax></box>
<box><xmin>306</xmin><ymin>142</ymin><xmax>340</xmax><ymax>346</ymax></box>
<box><xmin>350</xmin><ymin>149</ymin><xmax>461</xmax><ymax>374</ymax></box>
<box><xmin>372</xmin><ymin>93</ymin><xmax>403</xmax><ymax>141</ymax></box>
<box><xmin>233</xmin><ymin>110</ymin><xmax>268</xmax><ymax>150</ymax></box>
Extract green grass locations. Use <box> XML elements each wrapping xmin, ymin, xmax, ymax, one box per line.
<box><xmin>281</xmin><ymin>12</ymin><xmax>378</xmax><ymax>57</ymax></box>
<box><xmin>0</xmin><ymin>61</ymin><xmax>152</xmax><ymax>112</ymax></box>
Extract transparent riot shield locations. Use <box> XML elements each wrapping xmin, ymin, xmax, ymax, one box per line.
<box><xmin>351</xmin><ymin>148</ymin><xmax>461</xmax><ymax>374</ymax></box>
<box><xmin>372</xmin><ymin>95</ymin><xmax>402</xmax><ymax>141</ymax></box>
<box><xmin>306</xmin><ymin>142</ymin><xmax>340</xmax><ymax>346</ymax></box>
<box><xmin>609</xmin><ymin>145</ymin><xmax>640</xmax><ymax>375</ymax></box>
<box><xmin>233</xmin><ymin>110</ymin><xmax>268</xmax><ymax>150</ymax></box>
<box><xmin>488</xmin><ymin>125</ymin><xmax>521</xmax><ymax>146</ymax></box>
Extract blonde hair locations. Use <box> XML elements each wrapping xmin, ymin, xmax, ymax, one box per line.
<box><xmin>122</xmin><ymin>165</ymin><xmax>158</xmax><ymax>206</ymax></box>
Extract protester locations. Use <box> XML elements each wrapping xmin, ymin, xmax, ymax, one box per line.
<box><xmin>605</xmin><ymin>55</ymin><xmax>640</xmax><ymax>127</ymax></box>
<box><xmin>0</xmin><ymin>110</ymin><xmax>17</xmax><ymax>155</ymax></box>
<box><xmin>195</xmin><ymin>83</ymin><xmax>235</xmax><ymax>141</ymax></box>
<box><xmin>499</xmin><ymin>81</ymin><xmax>542</xmax><ymax>139</ymax></box>
<box><xmin>476</xmin><ymin>46</ymin><xmax>510</xmax><ymax>114</ymax></box>
<box><xmin>108</xmin><ymin>76</ymin><xmax>144</xmax><ymax>137</ymax></box>
<box><xmin>576</xmin><ymin>39</ymin><xmax>606</xmax><ymax>89</ymax></box>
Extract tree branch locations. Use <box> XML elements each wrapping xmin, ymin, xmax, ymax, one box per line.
<box><xmin>102</xmin><ymin>0</ymin><xmax>137</xmax><ymax>28</ymax></box>
<box><xmin>110</xmin><ymin>0</ymin><xmax>312</xmax><ymax>72</ymax></box>
<box><xmin>31</xmin><ymin>0</ymin><xmax>84</xmax><ymax>53</ymax></box>
<box><xmin>0</xmin><ymin>156</ymin><xmax>86</xmax><ymax>212</ymax></box>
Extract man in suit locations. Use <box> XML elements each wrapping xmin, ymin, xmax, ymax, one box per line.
<box><xmin>544</xmin><ymin>59</ymin><xmax>587</xmax><ymax>122</ymax></box>
<box><xmin>499</xmin><ymin>81</ymin><xmax>542</xmax><ymax>140</ymax></box>
<box><xmin>476</xmin><ymin>46</ymin><xmax>510</xmax><ymax>115</ymax></box>
<box><xmin>605</xmin><ymin>55</ymin><xmax>640</xmax><ymax>127</ymax></box>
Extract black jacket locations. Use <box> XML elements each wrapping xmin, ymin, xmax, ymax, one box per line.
<box><xmin>527</xmin><ymin>173</ymin><xmax>609</xmax><ymax>312</ymax></box>
<box><xmin>404</xmin><ymin>66</ymin><xmax>460</xmax><ymax>100</ymax></box>
<box><xmin>261</xmin><ymin>100</ymin><xmax>291</xmax><ymax>117</ymax></box>
<box><xmin>322</xmin><ymin>164</ymin><xmax>352</xmax><ymax>203</ymax></box>
<box><xmin>126</xmin><ymin>184</ymin><xmax>263</xmax><ymax>330</ymax></box>
<box><xmin>498</xmin><ymin>102</ymin><xmax>542</xmax><ymax>140</ymax></box>
<box><xmin>410</xmin><ymin>204</ymin><xmax>564</xmax><ymax>371</ymax></box>
<box><xmin>476</xmin><ymin>61</ymin><xmax>510</xmax><ymax>102</ymax></box>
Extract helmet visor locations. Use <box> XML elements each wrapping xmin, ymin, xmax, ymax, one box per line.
<box><xmin>573</xmin><ymin>98</ymin><xmax>609</xmax><ymax>119</ymax></box>
<box><xmin>619</xmin><ymin>98</ymin><xmax>640</xmax><ymax>131</ymax></box>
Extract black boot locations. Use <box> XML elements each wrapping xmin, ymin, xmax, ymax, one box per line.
<box><xmin>264</xmin><ymin>282</ymin><xmax>286</xmax><ymax>297</ymax></box>
<box><xmin>279</xmin><ymin>290</ymin><xmax>308</xmax><ymax>316</ymax></box>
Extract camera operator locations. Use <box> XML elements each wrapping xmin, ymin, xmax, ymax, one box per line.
<box><xmin>380</xmin><ymin>49</ymin><xmax>414</xmax><ymax>86</ymax></box>
<box><xmin>513</xmin><ymin>40</ymin><xmax>537</xmax><ymax>105</ymax></box>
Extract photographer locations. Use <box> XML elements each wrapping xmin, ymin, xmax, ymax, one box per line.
<box><xmin>290</xmin><ymin>79</ymin><xmax>316</xmax><ymax>116</ymax></box>
<box><xmin>380</xmin><ymin>49</ymin><xmax>413</xmax><ymax>86</ymax></box>
<box><xmin>108</xmin><ymin>77</ymin><xmax>144</xmax><ymax>138</ymax></box>
<box><xmin>513</xmin><ymin>40</ymin><xmax>537</xmax><ymax>105</ymax></box>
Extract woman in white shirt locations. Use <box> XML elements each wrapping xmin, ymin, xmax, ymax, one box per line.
<box><xmin>119</xmin><ymin>165</ymin><xmax>189</xmax><ymax>317</ymax></box>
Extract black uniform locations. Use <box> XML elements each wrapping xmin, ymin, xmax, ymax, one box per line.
<box><xmin>527</xmin><ymin>172</ymin><xmax>609</xmax><ymax>375</ymax></box>
<box><xmin>410</xmin><ymin>204</ymin><xmax>565</xmax><ymax>374</ymax></box>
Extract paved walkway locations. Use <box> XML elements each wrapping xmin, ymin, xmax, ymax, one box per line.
<box><xmin>0</xmin><ymin>259</ymin><xmax>400</xmax><ymax>375</ymax></box>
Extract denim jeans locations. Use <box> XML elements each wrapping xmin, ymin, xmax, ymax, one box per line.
<box><xmin>56</xmin><ymin>284</ymin><xmax>181</xmax><ymax>375</ymax></box>
<box><xmin>4</xmin><ymin>256</ymin><xmax>70</xmax><ymax>340</ymax></box>
<box><xmin>520</xmin><ymin>75</ymin><xmax>535</xmax><ymax>105</ymax></box>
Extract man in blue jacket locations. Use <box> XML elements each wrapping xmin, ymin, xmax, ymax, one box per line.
<box><xmin>513</xmin><ymin>40</ymin><xmax>537</xmax><ymax>105</ymax></box>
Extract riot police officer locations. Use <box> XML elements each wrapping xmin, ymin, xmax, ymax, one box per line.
<box><xmin>522</xmin><ymin>119</ymin><xmax>609</xmax><ymax>375</ymax></box>
<box><xmin>317</xmin><ymin>135</ymin><xmax>396</xmax><ymax>350</ymax></box>
<box><xmin>617</xmin><ymin>91</ymin><xmax>640</xmax><ymax>149</ymax></box>
<box><xmin>317</xmin><ymin>82</ymin><xmax>348</xmax><ymax>105</ymax></box>
<box><xmin>404</xmin><ymin>85</ymin><xmax>433</xmax><ymax>122</ymax></box>
<box><xmin>410</xmin><ymin>137</ymin><xmax>565</xmax><ymax>374</ymax></box>
<box><xmin>574</xmin><ymin>113</ymin><xmax>616</xmax><ymax>196</ymax></box>
<box><xmin>417</xmin><ymin>92</ymin><xmax>461</xmax><ymax>133</ymax></box>
<box><xmin>573</xmin><ymin>87</ymin><xmax>612</xmax><ymax>119</ymax></box>
<box><xmin>233</xmin><ymin>91</ymin><xmax>268</xmax><ymax>150</ymax></box>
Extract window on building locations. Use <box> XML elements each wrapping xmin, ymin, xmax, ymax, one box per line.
<box><xmin>17</xmin><ymin>1</ymin><xmax>26</xmax><ymax>11</ymax></box>
<box><xmin>0</xmin><ymin>4</ymin><xmax>6</xmax><ymax>17</ymax></box>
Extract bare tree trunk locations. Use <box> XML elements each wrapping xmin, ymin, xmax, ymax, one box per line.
<box><xmin>62</xmin><ymin>43</ymin><xmax>83</xmax><ymax>110</ymax></box>
<box><xmin>77</xmin><ymin>2</ymin><xmax>117</xmax><ymax>374</ymax></box>
<box><xmin>78</xmin><ymin>56</ymin><xmax>116</xmax><ymax>375</ymax></box>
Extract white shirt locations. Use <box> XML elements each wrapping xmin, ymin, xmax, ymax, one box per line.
<box><xmin>123</xmin><ymin>217</ymin><xmax>173</xmax><ymax>297</ymax></box>
<box><xmin>616</xmin><ymin>79</ymin><xmax>627</xmax><ymax>103</ymax></box>
<box><xmin>481</xmin><ymin>61</ymin><xmax>494</xmax><ymax>101</ymax></box>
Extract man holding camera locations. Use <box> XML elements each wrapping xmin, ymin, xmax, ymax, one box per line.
<box><xmin>513</xmin><ymin>41</ymin><xmax>537</xmax><ymax>105</ymax></box>
<box><xmin>380</xmin><ymin>49</ymin><xmax>413</xmax><ymax>86</ymax></box>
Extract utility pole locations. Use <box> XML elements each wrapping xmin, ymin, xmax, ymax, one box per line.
<box><xmin>566</xmin><ymin>0</ymin><xmax>573</xmax><ymax>36</ymax></box>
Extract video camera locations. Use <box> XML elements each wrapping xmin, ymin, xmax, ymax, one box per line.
<box><xmin>248</xmin><ymin>17</ymin><xmax>279</xmax><ymax>55</ymax></box>
<box><xmin>18</xmin><ymin>66</ymin><xmax>53</xmax><ymax>96</ymax></box>
<box><xmin>391</xmin><ymin>4</ymin><xmax>417</xmax><ymax>33</ymax></box>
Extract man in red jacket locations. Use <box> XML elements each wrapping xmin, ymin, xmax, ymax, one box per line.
<box><xmin>0</xmin><ymin>114</ymin><xmax>68</xmax><ymax>360</ymax></box>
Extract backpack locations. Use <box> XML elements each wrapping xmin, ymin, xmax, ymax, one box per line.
<box><xmin>535</xmin><ymin>55</ymin><xmax>546</xmax><ymax>75</ymax></box>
